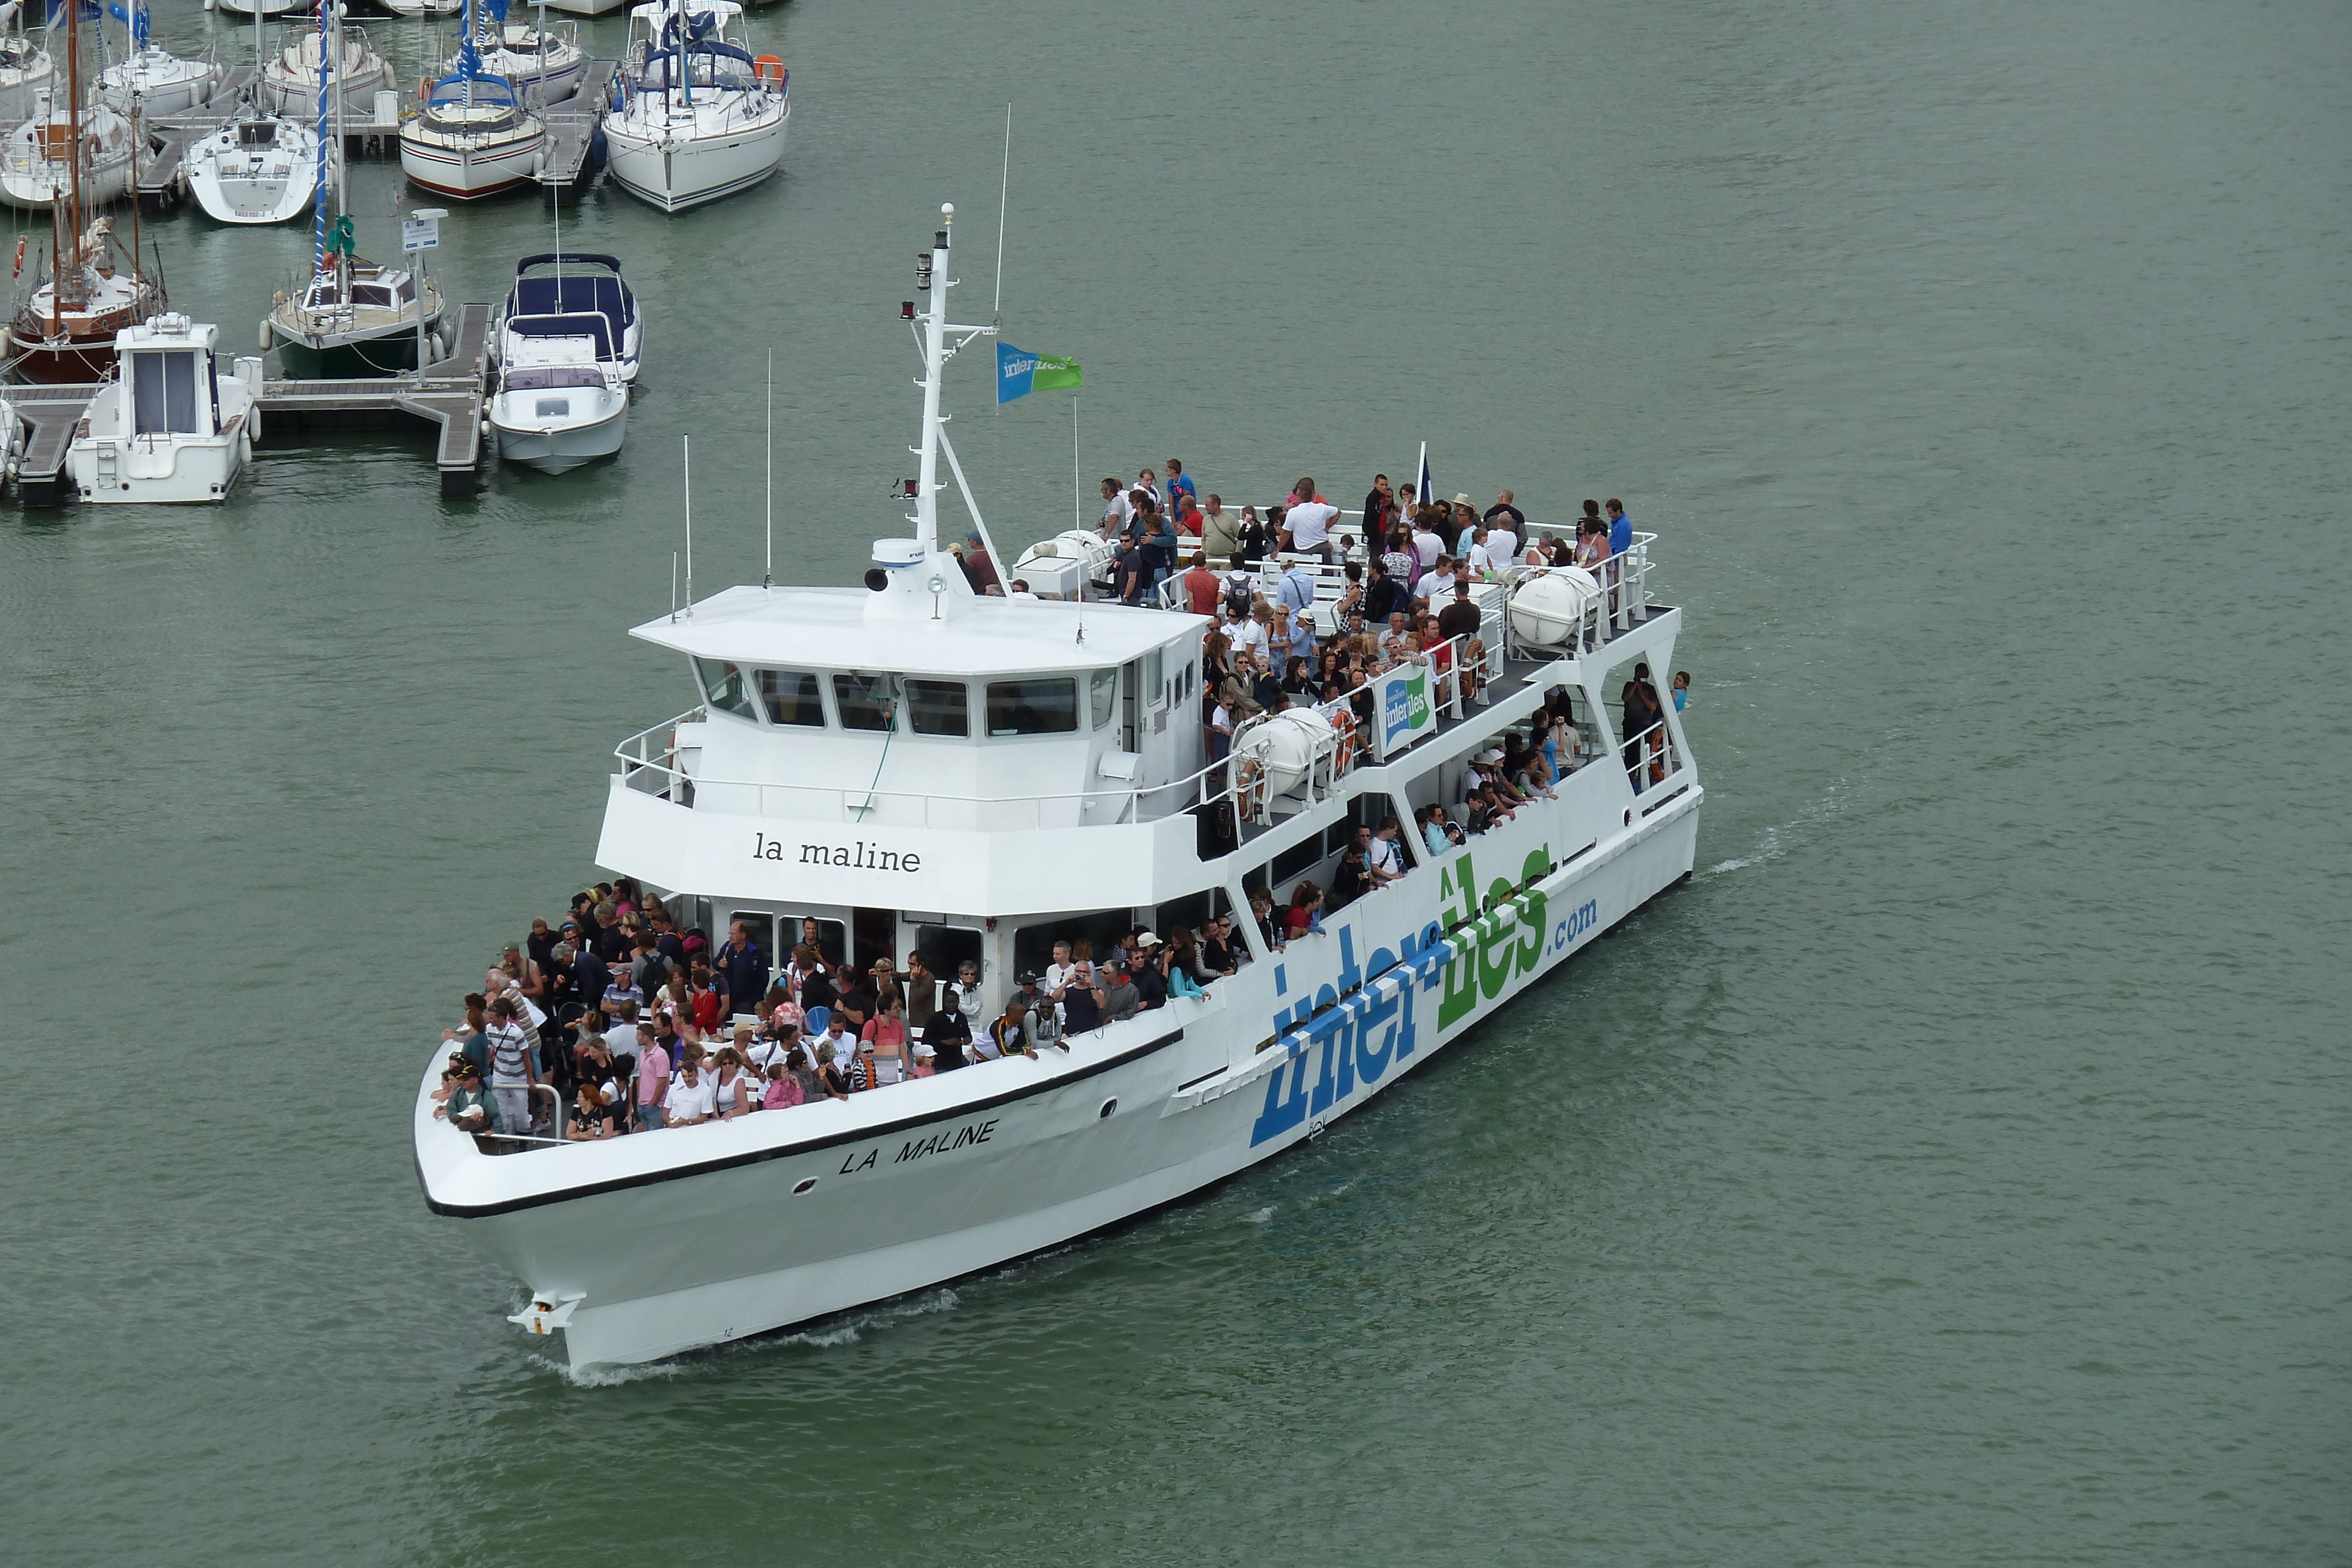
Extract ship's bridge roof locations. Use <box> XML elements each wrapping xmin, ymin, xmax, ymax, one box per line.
<box><xmin>630</xmin><ymin>584</ymin><xmax>1206</xmax><ymax>676</ymax></box>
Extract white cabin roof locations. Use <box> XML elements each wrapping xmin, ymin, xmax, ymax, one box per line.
<box><xmin>632</xmin><ymin>583</ymin><xmax>1205</xmax><ymax>677</ymax></box>
<box><xmin>629</xmin><ymin>0</ymin><xmax>743</xmax><ymax>21</ymax></box>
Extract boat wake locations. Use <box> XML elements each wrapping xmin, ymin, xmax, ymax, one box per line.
<box><xmin>1700</xmin><ymin>777</ymin><xmax>1856</xmax><ymax>878</ymax></box>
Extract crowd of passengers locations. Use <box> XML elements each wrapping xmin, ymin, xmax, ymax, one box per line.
<box><xmin>432</xmin><ymin>884</ymin><xmax>1278</xmax><ymax>1145</ymax></box>
<box><xmin>949</xmin><ymin>465</ymin><xmax>1656</xmax><ymax>783</ymax></box>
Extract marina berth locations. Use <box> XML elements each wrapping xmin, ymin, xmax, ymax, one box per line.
<box><xmin>418</xmin><ymin>206</ymin><xmax>1703</xmax><ymax>1369</ymax></box>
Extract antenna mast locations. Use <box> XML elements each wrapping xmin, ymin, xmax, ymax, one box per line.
<box><xmin>763</xmin><ymin>349</ymin><xmax>773</xmax><ymax>588</ymax></box>
<box><xmin>681</xmin><ymin>434</ymin><xmax>694</xmax><ymax>616</ymax></box>
<box><xmin>911</xmin><ymin>203</ymin><xmax>951</xmax><ymax>556</ymax></box>
<box><xmin>992</xmin><ymin>104</ymin><xmax>1010</xmax><ymax>320</ymax></box>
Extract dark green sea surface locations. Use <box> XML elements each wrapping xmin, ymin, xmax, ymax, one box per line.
<box><xmin>2</xmin><ymin>0</ymin><xmax>2346</xmax><ymax>1563</ymax></box>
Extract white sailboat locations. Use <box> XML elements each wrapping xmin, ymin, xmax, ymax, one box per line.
<box><xmin>399</xmin><ymin>0</ymin><xmax>544</xmax><ymax>201</ymax></box>
<box><xmin>0</xmin><ymin>6</ymin><xmax>56</xmax><ymax>127</ymax></box>
<box><xmin>258</xmin><ymin>12</ymin><xmax>386</xmax><ymax>115</ymax></box>
<box><xmin>0</xmin><ymin>0</ymin><xmax>139</xmax><ymax>210</ymax></box>
<box><xmin>381</xmin><ymin>0</ymin><xmax>466</xmax><ymax>17</ymax></box>
<box><xmin>214</xmin><ymin>0</ymin><xmax>302</xmax><ymax>16</ymax></box>
<box><xmin>416</xmin><ymin>206</ymin><xmax>1702</xmax><ymax>1370</ymax></box>
<box><xmin>95</xmin><ymin>4</ymin><xmax>218</xmax><ymax>118</ymax></box>
<box><xmin>265</xmin><ymin>4</ymin><xmax>442</xmax><ymax>377</ymax></box>
<box><xmin>453</xmin><ymin>0</ymin><xmax>586</xmax><ymax>102</ymax></box>
<box><xmin>68</xmin><ymin>313</ymin><xmax>259</xmax><ymax>504</ymax></box>
<box><xmin>186</xmin><ymin>2</ymin><xmax>316</xmax><ymax>226</ymax></box>
<box><xmin>602</xmin><ymin>0</ymin><xmax>787</xmax><ymax>213</ymax></box>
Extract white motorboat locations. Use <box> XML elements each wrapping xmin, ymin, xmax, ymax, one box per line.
<box><xmin>417</xmin><ymin>206</ymin><xmax>1703</xmax><ymax>1370</ymax></box>
<box><xmin>399</xmin><ymin>24</ymin><xmax>544</xmax><ymax>201</ymax></box>
<box><xmin>489</xmin><ymin>310</ymin><xmax>628</xmax><ymax>473</ymax></box>
<box><xmin>186</xmin><ymin>1</ymin><xmax>316</xmax><ymax>225</ymax></box>
<box><xmin>603</xmin><ymin>0</ymin><xmax>787</xmax><ymax>213</ymax></box>
<box><xmin>68</xmin><ymin>313</ymin><xmax>259</xmax><ymax>504</ymax></box>
<box><xmin>0</xmin><ymin>23</ymin><xmax>55</xmax><ymax>126</ymax></box>
<box><xmin>259</xmin><ymin>17</ymin><xmax>386</xmax><ymax>114</ymax></box>
<box><xmin>496</xmin><ymin>250</ymin><xmax>639</xmax><ymax>382</ymax></box>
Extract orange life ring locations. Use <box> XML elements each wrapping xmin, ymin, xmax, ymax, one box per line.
<box><xmin>753</xmin><ymin>55</ymin><xmax>786</xmax><ymax>86</ymax></box>
<box><xmin>10</xmin><ymin>237</ymin><xmax>21</xmax><ymax>279</ymax></box>
<box><xmin>1330</xmin><ymin>707</ymin><xmax>1357</xmax><ymax>774</ymax></box>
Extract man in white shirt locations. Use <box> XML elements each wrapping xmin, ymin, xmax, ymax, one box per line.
<box><xmin>1099</xmin><ymin>477</ymin><xmax>1133</xmax><ymax>537</ymax></box>
<box><xmin>663</xmin><ymin>1059</ymin><xmax>718</xmax><ymax>1126</ymax></box>
<box><xmin>1485</xmin><ymin>519</ymin><xmax>1518</xmax><ymax>570</ymax></box>
<box><xmin>1232</xmin><ymin>606</ymin><xmax>1271</xmax><ymax>663</ymax></box>
<box><xmin>1279</xmin><ymin>478</ymin><xmax>1340</xmax><ymax>562</ymax></box>
<box><xmin>1367</xmin><ymin>818</ymin><xmax>1407</xmax><ymax>884</ymax></box>
<box><xmin>1040</xmin><ymin>941</ymin><xmax>1080</xmax><ymax>1001</ymax></box>
<box><xmin>1417</xmin><ymin>557</ymin><xmax>1458</xmax><ymax>603</ymax></box>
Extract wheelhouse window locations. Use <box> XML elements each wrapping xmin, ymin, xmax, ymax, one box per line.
<box><xmin>904</xmin><ymin>678</ymin><xmax>968</xmax><ymax>737</ymax></box>
<box><xmin>833</xmin><ymin>672</ymin><xmax>897</xmax><ymax>731</ymax></box>
<box><xmin>696</xmin><ymin>657</ymin><xmax>759</xmax><ymax>720</ymax></box>
<box><xmin>986</xmin><ymin>677</ymin><xmax>1078</xmax><ymax>736</ymax></box>
<box><xmin>759</xmin><ymin>668</ymin><xmax>824</xmax><ymax>727</ymax></box>
<box><xmin>132</xmin><ymin>350</ymin><xmax>200</xmax><ymax>436</ymax></box>
<box><xmin>1090</xmin><ymin>667</ymin><xmax>1117</xmax><ymax>730</ymax></box>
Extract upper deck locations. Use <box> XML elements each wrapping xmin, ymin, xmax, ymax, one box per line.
<box><xmin>596</xmin><ymin>530</ymin><xmax>1676</xmax><ymax>918</ymax></box>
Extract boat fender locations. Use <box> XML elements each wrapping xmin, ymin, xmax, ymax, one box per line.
<box><xmin>258</xmin><ymin>317</ymin><xmax>272</xmax><ymax>350</ymax></box>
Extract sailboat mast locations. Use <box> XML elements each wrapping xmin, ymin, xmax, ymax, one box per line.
<box><xmin>65</xmin><ymin>0</ymin><xmax>81</xmax><ymax>280</ymax></box>
<box><xmin>310</xmin><ymin>0</ymin><xmax>328</xmax><ymax>279</ymax></box>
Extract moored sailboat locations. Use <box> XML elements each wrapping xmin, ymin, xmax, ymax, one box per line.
<box><xmin>602</xmin><ymin>0</ymin><xmax>786</xmax><ymax>213</ymax></box>
<box><xmin>95</xmin><ymin>2</ymin><xmax>218</xmax><ymax>118</ymax></box>
<box><xmin>398</xmin><ymin>0</ymin><xmax>545</xmax><ymax>201</ymax></box>
<box><xmin>263</xmin><ymin>3</ymin><xmax>441</xmax><ymax>376</ymax></box>
<box><xmin>186</xmin><ymin>0</ymin><xmax>317</xmax><ymax>225</ymax></box>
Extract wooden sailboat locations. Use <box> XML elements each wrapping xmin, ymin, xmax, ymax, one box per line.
<box><xmin>4</xmin><ymin>6</ymin><xmax>163</xmax><ymax>383</ymax></box>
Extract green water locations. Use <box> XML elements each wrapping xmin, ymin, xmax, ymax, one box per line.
<box><xmin>3</xmin><ymin>0</ymin><xmax>2346</xmax><ymax>1563</ymax></box>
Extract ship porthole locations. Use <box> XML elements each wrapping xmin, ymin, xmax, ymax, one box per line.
<box><xmin>1098</xmin><ymin>1098</ymin><xmax>1117</xmax><ymax>1119</ymax></box>
<box><xmin>1623</xmin><ymin>809</ymin><xmax>1633</xmax><ymax>826</ymax></box>
<box><xmin>791</xmin><ymin>1177</ymin><xmax>818</xmax><ymax>1195</ymax></box>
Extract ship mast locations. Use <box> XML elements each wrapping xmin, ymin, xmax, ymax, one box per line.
<box><xmin>911</xmin><ymin>205</ymin><xmax>950</xmax><ymax>554</ymax></box>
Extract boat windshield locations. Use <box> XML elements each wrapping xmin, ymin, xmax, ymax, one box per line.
<box><xmin>504</xmin><ymin>365</ymin><xmax>606</xmax><ymax>391</ymax></box>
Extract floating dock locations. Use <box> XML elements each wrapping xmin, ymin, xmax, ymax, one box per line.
<box><xmin>10</xmin><ymin>302</ymin><xmax>495</xmax><ymax>505</ymax></box>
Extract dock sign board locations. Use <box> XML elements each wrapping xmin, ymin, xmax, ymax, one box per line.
<box><xmin>401</xmin><ymin>216</ymin><xmax>440</xmax><ymax>253</ymax></box>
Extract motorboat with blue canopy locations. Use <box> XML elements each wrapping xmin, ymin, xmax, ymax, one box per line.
<box><xmin>500</xmin><ymin>252</ymin><xmax>640</xmax><ymax>381</ymax></box>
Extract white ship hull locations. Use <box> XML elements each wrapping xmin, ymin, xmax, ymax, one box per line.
<box><xmin>188</xmin><ymin>120</ymin><xmax>318</xmax><ymax>225</ymax></box>
<box><xmin>492</xmin><ymin>392</ymin><xmax>627</xmax><ymax>474</ymax></box>
<box><xmin>603</xmin><ymin>96</ymin><xmax>786</xmax><ymax>213</ymax></box>
<box><xmin>98</xmin><ymin>51</ymin><xmax>220</xmax><ymax>118</ymax></box>
<box><xmin>399</xmin><ymin>121</ymin><xmax>544</xmax><ymax>199</ymax></box>
<box><xmin>69</xmin><ymin>420</ymin><xmax>252</xmax><ymax>503</ymax></box>
<box><xmin>423</xmin><ymin>759</ymin><xmax>1700</xmax><ymax>1368</ymax></box>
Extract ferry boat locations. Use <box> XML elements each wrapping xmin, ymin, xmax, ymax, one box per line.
<box><xmin>415</xmin><ymin>205</ymin><xmax>1703</xmax><ymax>1369</ymax></box>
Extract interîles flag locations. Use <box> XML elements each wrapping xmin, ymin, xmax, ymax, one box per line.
<box><xmin>995</xmin><ymin>340</ymin><xmax>1081</xmax><ymax>404</ymax></box>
